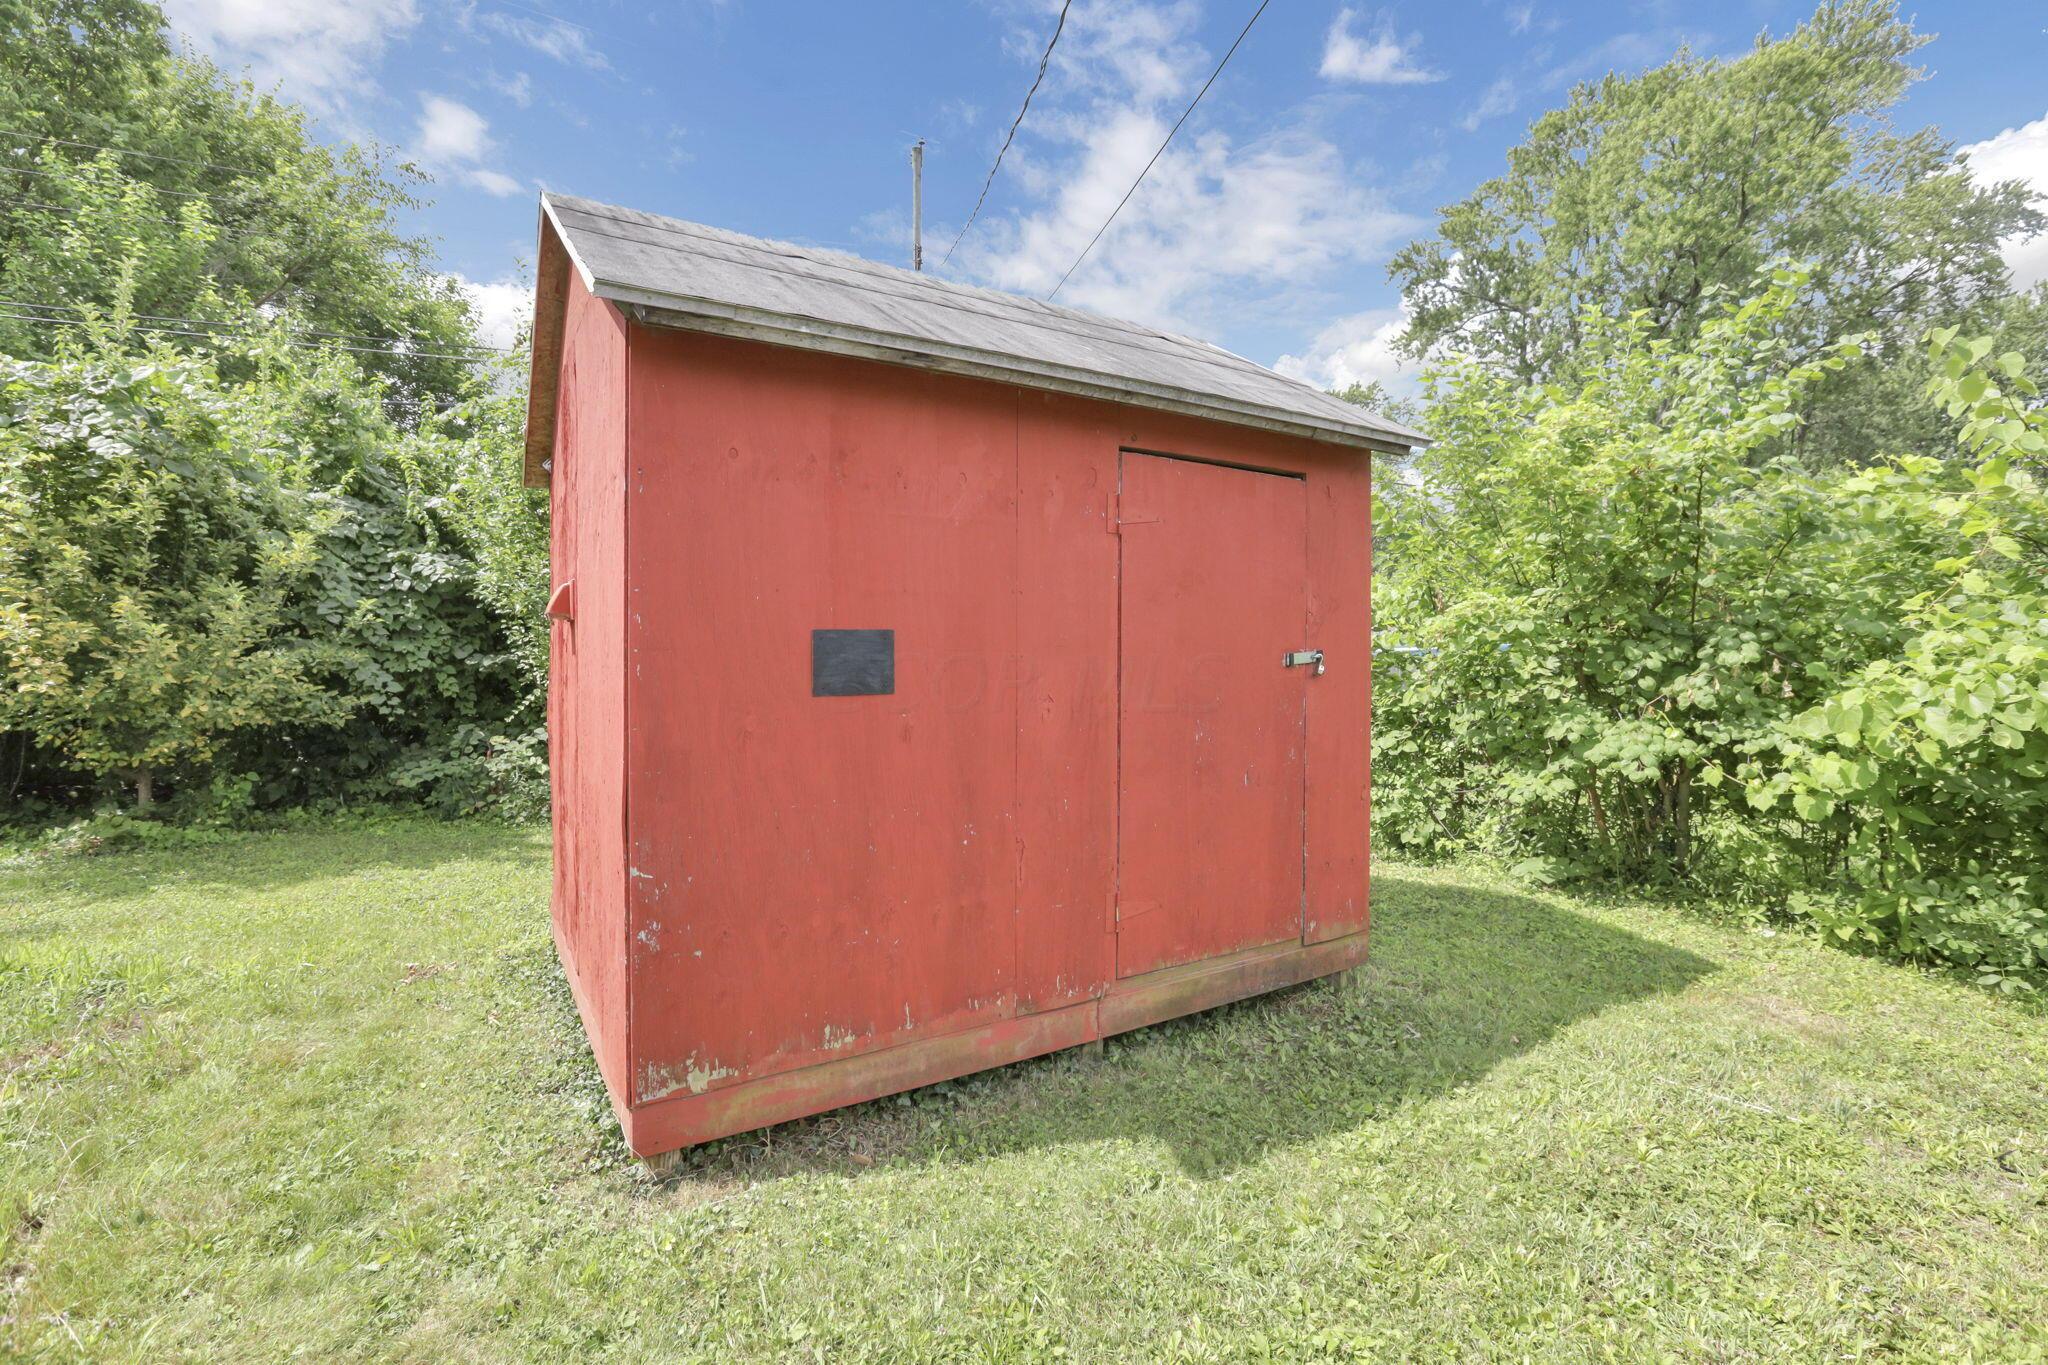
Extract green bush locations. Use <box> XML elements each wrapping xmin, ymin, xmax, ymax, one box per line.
<box><xmin>1752</xmin><ymin>334</ymin><xmax>2048</xmax><ymax>987</ymax></box>
<box><xmin>1372</xmin><ymin>296</ymin><xmax>2047</xmax><ymax>987</ymax></box>
<box><xmin>0</xmin><ymin>340</ymin><xmax>539</xmax><ymax>821</ymax></box>
<box><xmin>0</xmin><ymin>353</ymin><xmax>352</xmax><ymax>809</ymax></box>
<box><xmin>1372</xmin><ymin>269</ymin><xmax>1939</xmax><ymax>881</ymax></box>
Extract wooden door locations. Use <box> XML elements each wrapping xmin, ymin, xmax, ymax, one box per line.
<box><xmin>1115</xmin><ymin>451</ymin><xmax>1310</xmax><ymax>979</ymax></box>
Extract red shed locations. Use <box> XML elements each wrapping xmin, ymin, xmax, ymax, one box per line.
<box><xmin>523</xmin><ymin>193</ymin><xmax>1424</xmax><ymax>1159</ymax></box>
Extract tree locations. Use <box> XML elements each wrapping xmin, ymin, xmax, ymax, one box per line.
<box><xmin>0</xmin><ymin>0</ymin><xmax>485</xmax><ymax>419</ymax></box>
<box><xmin>1370</xmin><ymin>271</ymin><xmax>1953</xmax><ymax>878</ymax></box>
<box><xmin>0</xmin><ymin>2</ymin><xmax>548</xmax><ymax>818</ymax></box>
<box><xmin>1388</xmin><ymin>0</ymin><xmax>2040</xmax><ymax>462</ymax></box>
<box><xmin>1757</xmin><ymin>333</ymin><xmax>2048</xmax><ymax>983</ymax></box>
<box><xmin>0</xmin><ymin>352</ymin><xmax>351</xmax><ymax>808</ymax></box>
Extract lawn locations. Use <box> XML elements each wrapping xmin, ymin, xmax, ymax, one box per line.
<box><xmin>2</xmin><ymin>823</ymin><xmax>2045</xmax><ymax>1361</ymax></box>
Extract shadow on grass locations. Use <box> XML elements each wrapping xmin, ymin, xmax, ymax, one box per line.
<box><xmin>646</xmin><ymin>871</ymin><xmax>1717</xmax><ymax>1184</ymax></box>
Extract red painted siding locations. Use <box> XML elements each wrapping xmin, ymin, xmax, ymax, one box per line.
<box><xmin>548</xmin><ymin>267</ymin><xmax>631</xmax><ymax>1116</ymax></box>
<box><xmin>1115</xmin><ymin>452</ymin><xmax>1309</xmax><ymax>977</ymax></box>
<box><xmin>552</xmin><ymin>316</ymin><xmax>1373</xmax><ymax>1153</ymax></box>
<box><xmin>622</xmin><ymin>332</ymin><xmax>1023</xmax><ymax>1105</ymax></box>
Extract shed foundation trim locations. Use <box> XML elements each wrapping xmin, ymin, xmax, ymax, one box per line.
<box><xmin>621</xmin><ymin>929</ymin><xmax>1367</xmax><ymax>1156</ymax></box>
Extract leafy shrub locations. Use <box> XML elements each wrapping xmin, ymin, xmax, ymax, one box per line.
<box><xmin>0</xmin><ymin>353</ymin><xmax>354</xmax><ymax>808</ymax></box>
<box><xmin>0</xmin><ymin>338</ymin><xmax>541</xmax><ymax>821</ymax></box>
<box><xmin>385</xmin><ymin>724</ymin><xmax>549</xmax><ymax>821</ymax></box>
<box><xmin>1371</xmin><ymin>270</ymin><xmax>1938</xmax><ymax>881</ymax></box>
<box><xmin>1753</xmin><ymin>334</ymin><xmax>2048</xmax><ymax>987</ymax></box>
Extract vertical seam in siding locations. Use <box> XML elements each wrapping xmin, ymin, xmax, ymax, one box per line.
<box><xmin>1301</xmin><ymin>478</ymin><xmax>1311</xmax><ymax>940</ymax></box>
<box><xmin>1362</xmin><ymin>461</ymin><xmax>1372</xmax><ymax>903</ymax></box>
<box><xmin>619</xmin><ymin>311</ymin><xmax>634</xmax><ymax>1109</ymax></box>
<box><xmin>1110</xmin><ymin>447</ymin><xmax>1123</xmax><ymax>959</ymax></box>
<box><xmin>1010</xmin><ymin>390</ymin><xmax>1022</xmax><ymax>1014</ymax></box>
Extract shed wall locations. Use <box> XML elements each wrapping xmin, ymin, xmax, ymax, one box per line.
<box><xmin>614</xmin><ymin>328</ymin><xmax>1371</xmax><ymax>1142</ymax></box>
<box><xmin>548</xmin><ymin>267</ymin><xmax>631</xmax><ymax>1114</ymax></box>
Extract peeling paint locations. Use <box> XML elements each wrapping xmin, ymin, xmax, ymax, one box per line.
<box><xmin>820</xmin><ymin>1023</ymin><xmax>872</xmax><ymax>1051</ymax></box>
<box><xmin>640</xmin><ymin>1053</ymin><xmax>739</xmax><ymax>1102</ymax></box>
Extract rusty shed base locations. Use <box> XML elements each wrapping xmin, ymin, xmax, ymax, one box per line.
<box><xmin>559</xmin><ymin>930</ymin><xmax>1368</xmax><ymax>1160</ymax></box>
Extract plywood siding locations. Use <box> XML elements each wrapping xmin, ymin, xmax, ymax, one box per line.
<box><xmin>549</xmin><ymin>264</ymin><xmax>631</xmax><ymax>1114</ymax></box>
<box><xmin>622</xmin><ymin>332</ymin><xmax>1023</xmax><ymax>1105</ymax></box>
<box><xmin>610</xmin><ymin>329</ymin><xmax>1372</xmax><ymax>1129</ymax></box>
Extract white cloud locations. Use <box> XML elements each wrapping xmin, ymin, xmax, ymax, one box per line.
<box><xmin>953</xmin><ymin>2</ymin><xmax>1417</xmax><ymax>338</ymax></box>
<box><xmin>463</xmin><ymin>168</ymin><xmax>525</xmax><ymax>196</ymax></box>
<box><xmin>450</xmin><ymin>272</ymin><xmax>532</xmax><ymax>349</ymax></box>
<box><xmin>418</xmin><ymin>95</ymin><xmax>492</xmax><ymax>162</ymax></box>
<box><xmin>481</xmin><ymin>12</ymin><xmax>609</xmax><ymax>70</ymax></box>
<box><xmin>1541</xmin><ymin>31</ymin><xmax>1674</xmax><ymax>90</ymax></box>
<box><xmin>1460</xmin><ymin>76</ymin><xmax>1518</xmax><ymax>131</ymax></box>
<box><xmin>1319</xmin><ymin>8</ymin><xmax>1443</xmax><ymax>86</ymax></box>
<box><xmin>1274</xmin><ymin>304</ymin><xmax>1414</xmax><ymax>394</ymax></box>
<box><xmin>415</xmin><ymin>95</ymin><xmax>525</xmax><ymax>198</ymax></box>
<box><xmin>489</xmin><ymin>70</ymin><xmax>534</xmax><ymax>108</ymax></box>
<box><xmin>160</xmin><ymin>0</ymin><xmax>418</xmax><ymax>110</ymax></box>
<box><xmin>1506</xmin><ymin>3</ymin><xmax>1535</xmax><ymax>34</ymax></box>
<box><xmin>1959</xmin><ymin>113</ymin><xmax>2048</xmax><ymax>289</ymax></box>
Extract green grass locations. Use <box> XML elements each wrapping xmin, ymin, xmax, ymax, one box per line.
<box><xmin>2</xmin><ymin>823</ymin><xmax>2045</xmax><ymax>1361</ymax></box>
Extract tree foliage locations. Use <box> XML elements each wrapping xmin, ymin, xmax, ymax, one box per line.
<box><xmin>1388</xmin><ymin>0</ymin><xmax>2041</xmax><ymax>463</ymax></box>
<box><xmin>0</xmin><ymin>352</ymin><xmax>349</xmax><ymax>806</ymax></box>
<box><xmin>1371</xmin><ymin>271</ymin><xmax>1940</xmax><ymax>878</ymax></box>
<box><xmin>1372</xmin><ymin>275</ymin><xmax>2048</xmax><ymax>985</ymax></box>
<box><xmin>1755</xmin><ymin>336</ymin><xmax>2048</xmax><ymax>984</ymax></box>
<box><xmin>0</xmin><ymin>0</ymin><xmax>551</xmax><ymax>820</ymax></box>
<box><xmin>0</xmin><ymin>0</ymin><xmax>483</xmax><ymax>416</ymax></box>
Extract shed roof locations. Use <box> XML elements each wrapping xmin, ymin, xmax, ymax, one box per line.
<box><xmin>524</xmin><ymin>193</ymin><xmax>1424</xmax><ymax>484</ymax></box>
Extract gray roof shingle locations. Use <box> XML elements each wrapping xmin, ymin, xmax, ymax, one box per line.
<box><xmin>540</xmin><ymin>193</ymin><xmax>1424</xmax><ymax>452</ymax></box>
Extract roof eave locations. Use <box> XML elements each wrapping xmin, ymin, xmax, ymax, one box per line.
<box><xmin>520</xmin><ymin>202</ymin><xmax>576</xmax><ymax>488</ymax></box>
<box><xmin>604</xmin><ymin>286</ymin><xmax>1420</xmax><ymax>456</ymax></box>
<box><xmin>526</xmin><ymin>190</ymin><xmax>1430</xmax><ymax>472</ymax></box>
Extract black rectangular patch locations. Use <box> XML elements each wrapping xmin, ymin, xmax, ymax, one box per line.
<box><xmin>811</xmin><ymin>629</ymin><xmax>894</xmax><ymax>697</ymax></box>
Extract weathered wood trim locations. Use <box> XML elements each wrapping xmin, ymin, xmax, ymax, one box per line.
<box><xmin>521</xmin><ymin>212</ymin><xmax>573</xmax><ymax>489</ymax></box>
<box><xmin>625</xmin><ymin>998</ymin><xmax>1099</xmax><ymax>1155</ymax></box>
<box><xmin>619</xmin><ymin>928</ymin><xmax>1366</xmax><ymax>1156</ymax></box>
<box><xmin>552</xmin><ymin>919</ymin><xmax>636</xmax><ymax>1136</ymax></box>
<box><xmin>605</xmin><ymin>296</ymin><xmax>1419</xmax><ymax>458</ymax></box>
<box><xmin>1099</xmin><ymin>931</ymin><xmax>1366</xmax><ymax>1037</ymax></box>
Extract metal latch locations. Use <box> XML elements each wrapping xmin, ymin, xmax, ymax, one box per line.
<box><xmin>1284</xmin><ymin>649</ymin><xmax>1325</xmax><ymax>675</ymax></box>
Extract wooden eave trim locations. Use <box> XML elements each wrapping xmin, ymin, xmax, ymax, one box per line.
<box><xmin>521</xmin><ymin>210</ymin><xmax>574</xmax><ymax>489</ymax></box>
<box><xmin>603</xmin><ymin>293</ymin><xmax>1418</xmax><ymax>457</ymax></box>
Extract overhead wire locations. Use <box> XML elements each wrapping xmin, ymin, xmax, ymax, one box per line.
<box><xmin>0</xmin><ymin>134</ymin><xmax>510</xmax><ymax>365</ymax></box>
<box><xmin>940</xmin><ymin>0</ymin><xmax>1074</xmax><ymax>269</ymax></box>
<box><xmin>0</xmin><ymin>162</ymin><xmax>218</xmax><ymax>201</ymax></box>
<box><xmin>0</xmin><ymin>127</ymin><xmax>262</xmax><ymax>178</ymax></box>
<box><xmin>487</xmin><ymin>0</ymin><xmax>598</xmax><ymax>35</ymax></box>
<box><xmin>3</xmin><ymin>299</ymin><xmax>513</xmax><ymax>353</ymax></box>
<box><xmin>1046</xmin><ymin>0</ymin><xmax>1272</xmax><ymax>301</ymax></box>
<box><xmin>0</xmin><ymin>308</ymin><xmax>509</xmax><ymax>363</ymax></box>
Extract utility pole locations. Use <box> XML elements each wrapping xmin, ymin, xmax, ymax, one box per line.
<box><xmin>910</xmin><ymin>139</ymin><xmax>925</xmax><ymax>271</ymax></box>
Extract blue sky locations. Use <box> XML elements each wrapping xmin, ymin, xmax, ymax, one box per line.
<box><xmin>160</xmin><ymin>1</ymin><xmax>2048</xmax><ymax>389</ymax></box>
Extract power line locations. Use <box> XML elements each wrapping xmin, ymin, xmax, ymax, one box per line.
<box><xmin>940</xmin><ymin>0</ymin><xmax>1073</xmax><ymax>269</ymax></box>
<box><xmin>3</xmin><ymin>299</ymin><xmax>513</xmax><ymax>354</ymax></box>
<box><xmin>0</xmin><ymin>128</ymin><xmax>262</xmax><ymax>179</ymax></box>
<box><xmin>0</xmin><ymin>197</ymin><xmax>77</xmax><ymax>216</ymax></box>
<box><xmin>1046</xmin><ymin>0</ymin><xmax>1272</xmax><ymax>301</ymax></box>
<box><xmin>0</xmin><ymin>194</ymin><xmax>196</xmax><ymax>225</ymax></box>
<box><xmin>0</xmin><ymin>309</ymin><xmax>508</xmax><ymax>363</ymax></box>
<box><xmin>0</xmin><ymin>162</ymin><xmax>218</xmax><ymax>202</ymax></box>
